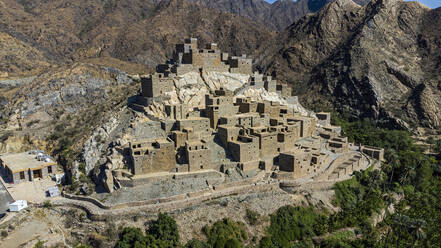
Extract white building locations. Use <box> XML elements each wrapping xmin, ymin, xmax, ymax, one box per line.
<box><xmin>9</xmin><ymin>200</ymin><xmax>27</xmax><ymax>212</ymax></box>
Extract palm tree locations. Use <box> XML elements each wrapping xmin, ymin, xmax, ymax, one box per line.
<box><xmin>392</xmin><ymin>214</ymin><xmax>412</xmax><ymax>248</ymax></box>
<box><xmin>387</xmin><ymin>149</ymin><xmax>400</xmax><ymax>187</ymax></box>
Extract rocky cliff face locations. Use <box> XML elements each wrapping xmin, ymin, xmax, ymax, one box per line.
<box><xmin>258</xmin><ymin>0</ymin><xmax>441</xmax><ymax>130</ymax></box>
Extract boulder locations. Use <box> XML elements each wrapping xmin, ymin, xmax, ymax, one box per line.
<box><xmin>103</xmin><ymin>169</ymin><xmax>114</xmax><ymax>193</ymax></box>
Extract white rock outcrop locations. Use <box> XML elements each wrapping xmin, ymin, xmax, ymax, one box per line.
<box><xmin>145</xmin><ymin>71</ymin><xmax>310</xmax><ymax>117</ymax></box>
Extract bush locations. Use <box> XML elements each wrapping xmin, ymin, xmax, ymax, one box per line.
<box><xmin>117</xmin><ymin>213</ymin><xmax>180</xmax><ymax>248</ymax></box>
<box><xmin>1</xmin><ymin>230</ymin><xmax>8</xmax><ymax>237</ymax></box>
<box><xmin>105</xmin><ymin>223</ymin><xmax>118</xmax><ymax>240</ymax></box>
<box><xmin>246</xmin><ymin>209</ymin><xmax>260</xmax><ymax>225</ymax></box>
<box><xmin>34</xmin><ymin>240</ymin><xmax>46</xmax><ymax>248</ymax></box>
<box><xmin>43</xmin><ymin>200</ymin><xmax>52</xmax><ymax>208</ymax></box>
<box><xmin>147</xmin><ymin>213</ymin><xmax>180</xmax><ymax>246</ymax></box>
<box><xmin>116</xmin><ymin>227</ymin><xmax>151</xmax><ymax>248</ymax></box>
<box><xmin>185</xmin><ymin>239</ymin><xmax>210</xmax><ymax>248</ymax></box>
<box><xmin>203</xmin><ymin>218</ymin><xmax>248</xmax><ymax>248</ymax></box>
<box><xmin>259</xmin><ymin>206</ymin><xmax>329</xmax><ymax>247</ymax></box>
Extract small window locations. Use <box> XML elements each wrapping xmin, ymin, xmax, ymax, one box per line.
<box><xmin>48</xmin><ymin>166</ymin><xmax>52</xmax><ymax>174</ymax></box>
<box><xmin>20</xmin><ymin>171</ymin><xmax>25</xmax><ymax>180</ymax></box>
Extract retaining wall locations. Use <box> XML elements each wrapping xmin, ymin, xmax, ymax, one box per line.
<box><xmin>60</xmin><ymin>181</ymin><xmax>279</xmax><ymax>221</ymax></box>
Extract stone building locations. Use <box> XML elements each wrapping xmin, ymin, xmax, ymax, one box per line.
<box><xmin>327</xmin><ymin>154</ymin><xmax>366</xmax><ymax>180</ymax></box>
<box><xmin>135</xmin><ymin>38</ymin><xmax>292</xmax><ymax>111</ymax></box>
<box><xmin>360</xmin><ymin>146</ymin><xmax>385</xmax><ymax>161</ymax></box>
<box><xmin>327</xmin><ymin>136</ymin><xmax>349</xmax><ymax>153</ymax></box>
<box><xmin>228</xmin><ymin>55</ymin><xmax>252</xmax><ymax>75</ymax></box>
<box><xmin>125</xmin><ymin>38</ymin><xmax>381</xmax><ymax>182</ymax></box>
<box><xmin>185</xmin><ymin>140</ymin><xmax>211</xmax><ymax>172</ymax></box>
<box><xmin>0</xmin><ymin>151</ymin><xmax>58</xmax><ymax>184</ymax></box>
<box><xmin>316</xmin><ymin>112</ymin><xmax>331</xmax><ymax>127</ymax></box>
<box><xmin>205</xmin><ymin>88</ymin><xmax>238</xmax><ymax>128</ymax></box>
<box><xmin>129</xmin><ymin>139</ymin><xmax>176</xmax><ymax>174</ymax></box>
<box><xmin>141</xmin><ymin>73</ymin><xmax>174</xmax><ymax>98</ymax></box>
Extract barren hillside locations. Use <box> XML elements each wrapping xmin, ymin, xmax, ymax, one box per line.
<box><xmin>257</xmin><ymin>0</ymin><xmax>441</xmax><ymax>130</ymax></box>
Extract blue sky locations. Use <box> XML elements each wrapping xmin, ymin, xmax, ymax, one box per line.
<box><xmin>264</xmin><ymin>0</ymin><xmax>441</xmax><ymax>9</ymax></box>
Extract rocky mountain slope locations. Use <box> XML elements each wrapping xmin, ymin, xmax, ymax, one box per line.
<box><xmin>0</xmin><ymin>0</ymin><xmax>275</xmax><ymax>76</ymax></box>
<box><xmin>187</xmin><ymin>0</ymin><xmax>371</xmax><ymax>30</ymax></box>
<box><xmin>257</xmin><ymin>0</ymin><xmax>441</xmax><ymax>130</ymax></box>
<box><xmin>0</xmin><ymin>63</ymin><xmax>138</xmax><ymax>174</ymax></box>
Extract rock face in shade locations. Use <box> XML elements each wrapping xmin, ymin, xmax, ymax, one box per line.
<box><xmin>257</xmin><ymin>0</ymin><xmax>441</xmax><ymax>129</ymax></box>
<box><xmin>0</xmin><ymin>180</ymin><xmax>13</xmax><ymax>214</ymax></box>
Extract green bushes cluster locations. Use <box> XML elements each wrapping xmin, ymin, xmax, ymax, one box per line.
<box><xmin>116</xmin><ymin>213</ymin><xmax>180</xmax><ymax>248</ymax></box>
<box><xmin>202</xmin><ymin>218</ymin><xmax>248</xmax><ymax>248</ymax></box>
<box><xmin>259</xmin><ymin>206</ymin><xmax>328</xmax><ymax>247</ymax></box>
<box><xmin>116</xmin><ymin>215</ymin><xmax>247</xmax><ymax>248</ymax></box>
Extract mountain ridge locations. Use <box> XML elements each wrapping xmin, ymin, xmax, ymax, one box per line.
<box><xmin>0</xmin><ymin>0</ymin><xmax>276</xmax><ymax>77</ymax></box>
<box><xmin>258</xmin><ymin>0</ymin><xmax>441</xmax><ymax>129</ymax></box>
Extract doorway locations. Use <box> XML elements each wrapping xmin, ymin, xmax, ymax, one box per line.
<box><xmin>33</xmin><ymin>169</ymin><xmax>42</xmax><ymax>179</ymax></box>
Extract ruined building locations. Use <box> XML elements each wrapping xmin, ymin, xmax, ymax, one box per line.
<box><xmin>126</xmin><ymin>38</ymin><xmax>382</xmax><ymax>181</ymax></box>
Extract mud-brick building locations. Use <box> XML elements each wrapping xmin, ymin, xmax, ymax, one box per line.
<box><xmin>129</xmin><ymin>138</ymin><xmax>176</xmax><ymax>174</ymax></box>
<box><xmin>0</xmin><ymin>151</ymin><xmax>58</xmax><ymax>184</ymax></box>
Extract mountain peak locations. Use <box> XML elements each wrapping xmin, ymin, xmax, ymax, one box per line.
<box><xmin>260</xmin><ymin>0</ymin><xmax>441</xmax><ymax>129</ymax></box>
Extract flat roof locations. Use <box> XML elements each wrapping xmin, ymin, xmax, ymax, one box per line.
<box><xmin>0</xmin><ymin>152</ymin><xmax>56</xmax><ymax>173</ymax></box>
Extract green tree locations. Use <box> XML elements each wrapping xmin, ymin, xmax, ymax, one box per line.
<box><xmin>416</xmin><ymin>160</ymin><xmax>433</xmax><ymax>191</ymax></box>
<box><xmin>427</xmin><ymin>137</ymin><xmax>435</xmax><ymax>153</ymax></box>
<box><xmin>147</xmin><ymin>213</ymin><xmax>180</xmax><ymax>247</ymax></box>
<box><xmin>116</xmin><ymin>227</ymin><xmax>152</xmax><ymax>248</ymax></box>
<box><xmin>434</xmin><ymin>139</ymin><xmax>441</xmax><ymax>155</ymax></box>
<box><xmin>203</xmin><ymin>218</ymin><xmax>247</xmax><ymax>248</ymax></box>
<box><xmin>265</xmin><ymin>206</ymin><xmax>326</xmax><ymax>246</ymax></box>
<box><xmin>184</xmin><ymin>239</ymin><xmax>210</xmax><ymax>248</ymax></box>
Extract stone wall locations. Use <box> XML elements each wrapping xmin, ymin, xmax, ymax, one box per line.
<box><xmin>60</xmin><ymin>179</ymin><xmax>279</xmax><ymax>221</ymax></box>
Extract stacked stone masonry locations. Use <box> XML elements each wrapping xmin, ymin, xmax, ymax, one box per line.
<box><xmin>127</xmin><ymin>38</ymin><xmax>382</xmax><ymax>181</ymax></box>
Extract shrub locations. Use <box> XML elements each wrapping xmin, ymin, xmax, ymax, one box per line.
<box><xmin>116</xmin><ymin>227</ymin><xmax>149</xmax><ymax>248</ymax></box>
<box><xmin>185</xmin><ymin>239</ymin><xmax>210</xmax><ymax>248</ymax></box>
<box><xmin>263</xmin><ymin>206</ymin><xmax>327</xmax><ymax>247</ymax></box>
<box><xmin>34</xmin><ymin>240</ymin><xmax>46</xmax><ymax>248</ymax></box>
<box><xmin>1</xmin><ymin>230</ymin><xmax>8</xmax><ymax>237</ymax></box>
<box><xmin>43</xmin><ymin>200</ymin><xmax>52</xmax><ymax>208</ymax></box>
<box><xmin>246</xmin><ymin>209</ymin><xmax>260</xmax><ymax>225</ymax></box>
<box><xmin>203</xmin><ymin>218</ymin><xmax>248</xmax><ymax>247</ymax></box>
<box><xmin>105</xmin><ymin>223</ymin><xmax>118</xmax><ymax>240</ymax></box>
<box><xmin>147</xmin><ymin>213</ymin><xmax>180</xmax><ymax>246</ymax></box>
<box><xmin>117</xmin><ymin>214</ymin><xmax>181</xmax><ymax>248</ymax></box>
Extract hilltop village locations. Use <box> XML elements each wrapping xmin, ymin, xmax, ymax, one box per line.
<box><xmin>117</xmin><ymin>38</ymin><xmax>384</xmax><ymax>186</ymax></box>
<box><xmin>0</xmin><ymin>38</ymin><xmax>384</xmax><ymax>203</ymax></box>
<box><xmin>0</xmin><ymin>38</ymin><xmax>387</xmax><ymax>247</ymax></box>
